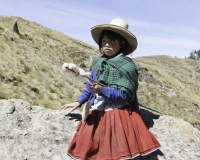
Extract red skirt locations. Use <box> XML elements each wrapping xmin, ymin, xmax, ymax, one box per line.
<box><xmin>67</xmin><ymin>106</ymin><xmax>160</xmax><ymax>160</ymax></box>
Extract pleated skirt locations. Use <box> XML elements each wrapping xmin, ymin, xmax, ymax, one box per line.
<box><xmin>67</xmin><ymin>106</ymin><xmax>160</xmax><ymax>160</ymax></box>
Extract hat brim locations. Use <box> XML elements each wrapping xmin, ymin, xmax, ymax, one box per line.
<box><xmin>91</xmin><ymin>24</ymin><xmax>137</xmax><ymax>54</ymax></box>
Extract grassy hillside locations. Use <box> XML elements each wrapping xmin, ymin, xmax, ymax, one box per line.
<box><xmin>135</xmin><ymin>56</ymin><xmax>200</xmax><ymax>129</ymax></box>
<box><xmin>0</xmin><ymin>16</ymin><xmax>99</xmax><ymax>109</ymax></box>
<box><xmin>0</xmin><ymin>16</ymin><xmax>200</xmax><ymax>130</ymax></box>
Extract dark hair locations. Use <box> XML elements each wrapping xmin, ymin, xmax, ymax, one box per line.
<box><xmin>98</xmin><ymin>30</ymin><xmax>131</xmax><ymax>55</ymax></box>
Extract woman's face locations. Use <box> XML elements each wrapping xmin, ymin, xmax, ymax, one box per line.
<box><xmin>101</xmin><ymin>35</ymin><xmax>121</xmax><ymax>57</ymax></box>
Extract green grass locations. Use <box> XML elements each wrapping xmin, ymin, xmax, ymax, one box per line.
<box><xmin>0</xmin><ymin>16</ymin><xmax>200</xmax><ymax>130</ymax></box>
<box><xmin>0</xmin><ymin>16</ymin><xmax>99</xmax><ymax>110</ymax></box>
<box><xmin>134</xmin><ymin>55</ymin><xmax>200</xmax><ymax>130</ymax></box>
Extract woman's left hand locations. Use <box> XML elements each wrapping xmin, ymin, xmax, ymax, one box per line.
<box><xmin>89</xmin><ymin>83</ymin><xmax>101</xmax><ymax>94</ymax></box>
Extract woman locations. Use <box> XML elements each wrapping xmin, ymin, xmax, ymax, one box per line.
<box><xmin>62</xmin><ymin>18</ymin><xmax>160</xmax><ymax>160</ymax></box>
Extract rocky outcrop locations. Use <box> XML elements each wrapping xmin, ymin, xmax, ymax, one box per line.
<box><xmin>0</xmin><ymin>99</ymin><xmax>200</xmax><ymax>160</ymax></box>
<box><xmin>0</xmin><ymin>99</ymin><xmax>80</xmax><ymax>160</ymax></box>
<box><xmin>11</xmin><ymin>20</ymin><xmax>21</xmax><ymax>35</ymax></box>
<box><xmin>138</xmin><ymin>109</ymin><xmax>200</xmax><ymax>160</ymax></box>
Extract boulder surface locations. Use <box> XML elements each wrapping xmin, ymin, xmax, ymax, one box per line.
<box><xmin>0</xmin><ymin>99</ymin><xmax>199</xmax><ymax>160</ymax></box>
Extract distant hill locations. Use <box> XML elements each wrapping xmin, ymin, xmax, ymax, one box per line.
<box><xmin>0</xmin><ymin>16</ymin><xmax>200</xmax><ymax>130</ymax></box>
<box><xmin>135</xmin><ymin>55</ymin><xmax>200</xmax><ymax>130</ymax></box>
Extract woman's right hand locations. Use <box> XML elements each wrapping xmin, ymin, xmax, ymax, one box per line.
<box><xmin>61</xmin><ymin>102</ymin><xmax>80</xmax><ymax>113</ymax></box>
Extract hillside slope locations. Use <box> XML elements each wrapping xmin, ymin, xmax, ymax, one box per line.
<box><xmin>0</xmin><ymin>16</ymin><xmax>99</xmax><ymax>109</ymax></box>
<box><xmin>135</xmin><ymin>55</ymin><xmax>200</xmax><ymax>129</ymax></box>
<box><xmin>0</xmin><ymin>16</ymin><xmax>199</xmax><ymax>130</ymax></box>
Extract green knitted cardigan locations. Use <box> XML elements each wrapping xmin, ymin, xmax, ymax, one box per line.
<box><xmin>92</xmin><ymin>54</ymin><xmax>138</xmax><ymax>104</ymax></box>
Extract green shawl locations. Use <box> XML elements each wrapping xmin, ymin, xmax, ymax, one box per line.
<box><xmin>92</xmin><ymin>54</ymin><xmax>138</xmax><ymax>104</ymax></box>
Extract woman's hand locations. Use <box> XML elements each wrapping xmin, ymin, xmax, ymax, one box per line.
<box><xmin>61</xmin><ymin>102</ymin><xmax>80</xmax><ymax>113</ymax></box>
<box><xmin>89</xmin><ymin>83</ymin><xmax>101</xmax><ymax>94</ymax></box>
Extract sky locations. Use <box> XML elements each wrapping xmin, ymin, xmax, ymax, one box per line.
<box><xmin>0</xmin><ymin>0</ymin><xmax>200</xmax><ymax>59</ymax></box>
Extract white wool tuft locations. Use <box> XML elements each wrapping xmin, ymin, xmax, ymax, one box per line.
<box><xmin>62</xmin><ymin>63</ymin><xmax>90</xmax><ymax>76</ymax></box>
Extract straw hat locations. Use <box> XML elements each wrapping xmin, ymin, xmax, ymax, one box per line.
<box><xmin>91</xmin><ymin>18</ymin><xmax>137</xmax><ymax>54</ymax></box>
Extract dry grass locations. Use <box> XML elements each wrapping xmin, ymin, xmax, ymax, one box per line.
<box><xmin>134</xmin><ymin>55</ymin><xmax>200</xmax><ymax>129</ymax></box>
<box><xmin>0</xmin><ymin>16</ymin><xmax>200</xmax><ymax>130</ymax></box>
<box><xmin>0</xmin><ymin>16</ymin><xmax>99</xmax><ymax>110</ymax></box>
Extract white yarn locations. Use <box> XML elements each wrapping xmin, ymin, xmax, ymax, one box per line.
<box><xmin>62</xmin><ymin>63</ymin><xmax>90</xmax><ymax>76</ymax></box>
<box><xmin>62</xmin><ymin>62</ymin><xmax>91</xmax><ymax>121</ymax></box>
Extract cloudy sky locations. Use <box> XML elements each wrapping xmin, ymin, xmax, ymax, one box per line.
<box><xmin>0</xmin><ymin>0</ymin><xmax>200</xmax><ymax>58</ymax></box>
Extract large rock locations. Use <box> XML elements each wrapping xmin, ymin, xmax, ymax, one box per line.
<box><xmin>0</xmin><ymin>99</ymin><xmax>80</xmax><ymax>160</ymax></box>
<box><xmin>0</xmin><ymin>99</ymin><xmax>200</xmax><ymax>160</ymax></box>
<box><xmin>137</xmin><ymin>109</ymin><xmax>200</xmax><ymax>160</ymax></box>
